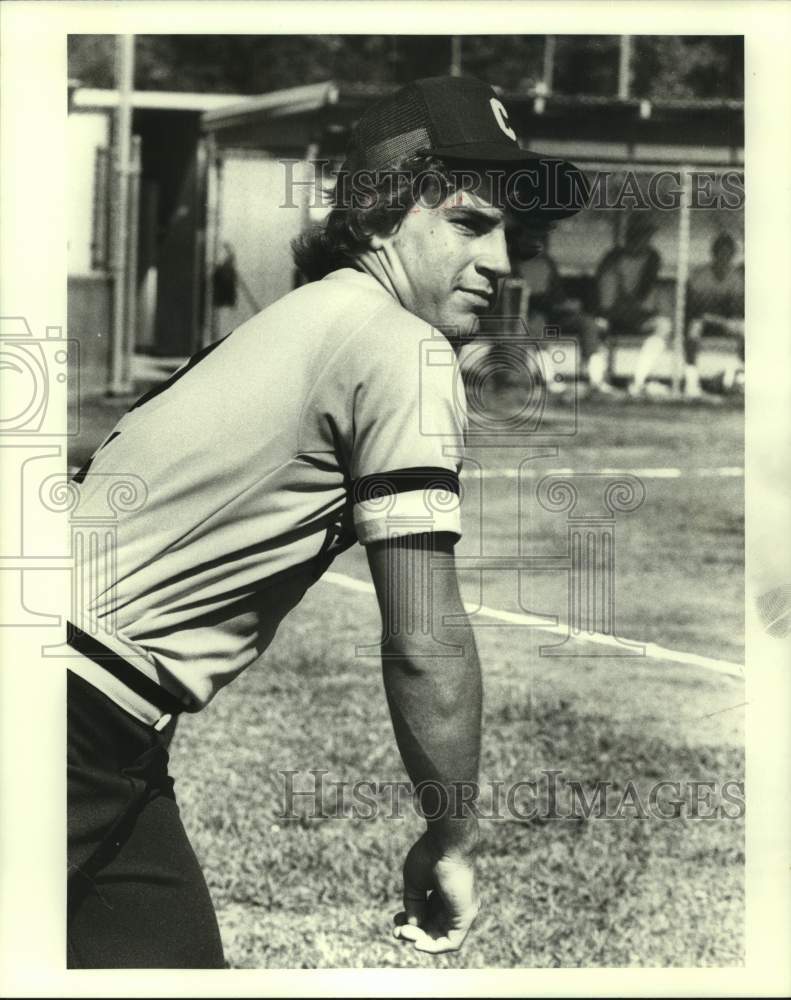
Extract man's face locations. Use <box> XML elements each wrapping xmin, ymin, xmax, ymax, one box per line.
<box><xmin>371</xmin><ymin>182</ymin><xmax>512</xmax><ymax>337</ymax></box>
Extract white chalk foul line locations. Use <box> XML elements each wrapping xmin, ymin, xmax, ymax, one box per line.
<box><xmin>460</xmin><ymin>466</ymin><xmax>743</xmax><ymax>480</ymax></box>
<box><xmin>321</xmin><ymin>571</ymin><xmax>745</xmax><ymax>682</ymax></box>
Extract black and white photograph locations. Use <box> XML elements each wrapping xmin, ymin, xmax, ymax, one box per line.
<box><xmin>0</xmin><ymin>1</ymin><xmax>789</xmax><ymax>994</ymax></box>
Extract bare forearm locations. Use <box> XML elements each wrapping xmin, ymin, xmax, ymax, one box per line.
<box><xmin>382</xmin><ymin>624</ymin><xmax>482</xmax><ymax>856</ymax></box>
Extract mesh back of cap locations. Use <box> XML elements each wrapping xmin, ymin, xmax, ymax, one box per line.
<box><xmin>349</xmin><ymin>84</ymin><xmax>435</xmax><ymax>169</ymax></box>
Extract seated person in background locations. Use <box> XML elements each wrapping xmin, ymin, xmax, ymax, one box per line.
<box><xmin>594</xmin><ymin>211</ymin><xmax>672</xmax><ymax>397</ymax></box>
<box><xmin>684</xmin><ymin>231</ymin><xmax>745</xmax><ymax>398</ymax></box>
<box><xmin>507</xmin><ymin>220</ymin><xmax>612</xmax><ymax>393</ymax></box>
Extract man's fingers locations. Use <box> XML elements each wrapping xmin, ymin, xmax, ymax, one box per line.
<box><xmin>394</xmin><ymin>921</ymin><xmax>470</xmax><ymax>953</ymax></box>
<box><xmin>403</xmin><ymin>893</ymin><xmax>428</xmax><ymax>927</ymax></box>
<box><xmin>394</xmin><ymin>904</ymin><xmax>478</xmax><ymax>952</ymax></box>
<box><xmin>392</xmin><ymin>906</ymin><xmax>425</xmax><ymax>930</ymax></box>
<box><xmin>393</xmin><ymin>891</ymin><xmax>427</xmax><ymax>940</ymax></box>
<box><xmin>413</xmin><ymin>927</ymin><xmax>468</xmax><ymax>954</ymax></box>
<box><xmin>403</xmin><ymin>869</ymin><xmax>429</xmax><ymax>926</ymax></box>
<box><xmin>393</xmin><ymin>921</ymin><xmax>429</xmax><ymax>944</ymax></box>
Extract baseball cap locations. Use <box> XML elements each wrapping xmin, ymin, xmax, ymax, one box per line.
<box><xmin>337</xmin><ymin>75</ymin><xmax>588</xmax><ymax>219</ymax></box>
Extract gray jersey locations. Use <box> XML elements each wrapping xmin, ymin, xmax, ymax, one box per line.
<box><xmin>69</xmin><ymin>269</ymin><xmax>466</xmax><ymax>721</ymax></box>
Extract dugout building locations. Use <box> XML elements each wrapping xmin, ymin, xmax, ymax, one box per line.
<box><xmin>67</xmin><ymin>80</ymin><xmax>744</xmax><ymax>394</ymax></box>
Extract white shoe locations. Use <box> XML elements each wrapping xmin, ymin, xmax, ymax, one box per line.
<box><xmin>684</xmin><ymin>364</ymin><xmax>702</xmax><ymax>399</ymax></box>
<box><xmin>644</xmin><ymin>381</ymin><xmax>671</xmax><ymax>399</ymax></box>
<box><xmin>684</xmin><ymin>382</ymin><xmax>721</xmax><ymax>402</ymax></box>
<box><xmin>628</xmin><ymin>381</ymin><xmax>646</xmax><ymax>399</ymax></box>
<box><xmin>547</xmin><ymin>377</ymin><xmax>567</xmax><ymax>395</ymax></box>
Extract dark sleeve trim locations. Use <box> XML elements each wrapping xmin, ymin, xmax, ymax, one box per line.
<box><xmin>352</xmin><ymin>467</ymin><xmax>460</xmax><ymax>503</ymax></box>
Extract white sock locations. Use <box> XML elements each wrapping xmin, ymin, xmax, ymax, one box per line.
<box><xmin>632</xmin><ymin>333</ymin><xmax>666</xmax><ymax>391</ymax></box>
<box><xmin>722</xmin><ymin>358</ymin><xmax>739</xmax><ymax>390</ymax></box>
<box><xmin>685</xmin><ymin>364</ymin><xmax>701</xmax><ymax>395</ymax></box>
<box><xmin>588</xmin><ymin>350</ymin><xmax>607</xmax><ymax>387</ymax></box>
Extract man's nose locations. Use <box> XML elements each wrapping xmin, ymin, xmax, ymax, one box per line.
<box><xmin>476</xmin><ymin>229</ymin><xmax>512</xmax><ymax>280</ymax></box>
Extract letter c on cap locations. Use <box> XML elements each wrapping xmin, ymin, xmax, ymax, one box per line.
<box><xmin>490</xmin><ymin>98</ymin><xmax>517</xmax><ymax>142</ymax></box>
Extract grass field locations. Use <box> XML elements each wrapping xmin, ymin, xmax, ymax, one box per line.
<box><xmin>71</xmin><ymin>386</ymin><xmax>745</xmax><ymax>968</ymax></box>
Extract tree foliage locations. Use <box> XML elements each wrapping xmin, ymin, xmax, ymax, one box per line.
<box><xmin>68</xmin><ymin>34</ymin><xmax>743</xmax><ymax>100</ymax></box>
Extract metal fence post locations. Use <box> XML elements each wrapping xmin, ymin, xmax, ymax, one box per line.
<box><xmin>672</xmin><ymin>166</ymin><xmax>693</xmax><ymax>396</ymax></box>
<box><xmin>202</xmin><ymin>133</ymin><xmax>221</xmax><ymax>347</ymax></box>
<box><xmin>109</xmin><ymin>34</ymin><xmax>134</xmax><ymax>395</ymax></box>
<box><xmin>124</xmin><ymin>134</ymin><xmax>141</xmax><ymax>386</ymax></box>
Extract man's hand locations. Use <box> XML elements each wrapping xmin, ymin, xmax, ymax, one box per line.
<box><xmin>393</xmin><ymin>832</ymin><xmax>480</xmax><ymax>954</ymax></box>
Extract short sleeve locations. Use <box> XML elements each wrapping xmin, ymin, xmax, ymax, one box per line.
<box><xmin>343</xmin><ymin>313</ymin><xmax>467</xmax><ymax>545</ymax></box>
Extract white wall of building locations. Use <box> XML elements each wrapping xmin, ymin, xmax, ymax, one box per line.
<box><xmin>68</xmin><ymin>110</ymin><xmax>110</xmax><ymax>276</ymax></box>
<box><xmin>213</xmin><ymin>153</ymin><xmax>312</xmax><ymax>333</ymax></box>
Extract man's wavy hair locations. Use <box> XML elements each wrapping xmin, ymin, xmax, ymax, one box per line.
<box><xmin>291</xmin><ymin>154</ymin><xmax>459</xmax><ymax>283</ymax></box>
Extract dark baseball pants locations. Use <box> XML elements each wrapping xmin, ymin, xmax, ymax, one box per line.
<box><xmin>67</xmin><ymin>671</ymin><xmax>225</xmax><ymax>968</ymax></box>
